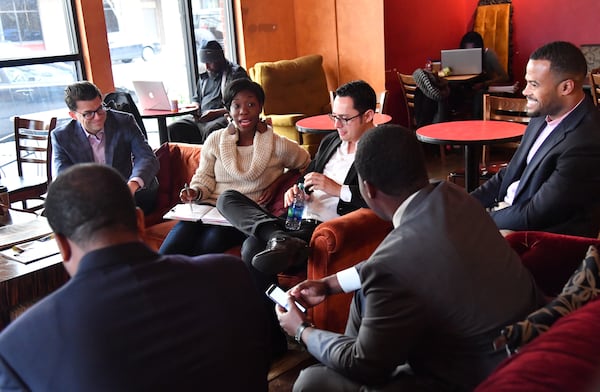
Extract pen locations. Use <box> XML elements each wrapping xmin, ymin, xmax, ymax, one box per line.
<box><xmin>184</xmin><ymin>183</ymin><xmax>193</xmax><ymax>213</ymax></box>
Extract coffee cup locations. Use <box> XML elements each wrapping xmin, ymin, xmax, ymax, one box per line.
<box><xmin>169</xmin><ymin>99</ymin><xmax>179</xmax><ymax>112</ymax></box>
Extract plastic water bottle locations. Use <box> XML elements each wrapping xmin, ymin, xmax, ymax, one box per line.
<box><xmin>285</xmin><ymin>183</ymin><xmax>305</xmax><ymax>231</ymax></box>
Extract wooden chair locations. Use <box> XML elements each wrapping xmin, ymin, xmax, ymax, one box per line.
<box><xmin>6</xmin><ymin>116</ymin><xmax>57</xmax><ymax>212</ymax></box>
<box><xmin>589</xmin><ymin>70</ymin><xmax>600</xmax><ymax>108</ymax></box>
<box><xmin>376</xmin><ymin>90</ymin><xmax>388</xmax><ymax>114</ymax></box>
<box><xmin>398</xmin><ymin>71</ymin><xmax>445</xmax><ymax>163</ymax></box>
<box><xmin>481</xmin><ymin>94</ymin><xmax>530</xmax><ymax>166</ymax></box>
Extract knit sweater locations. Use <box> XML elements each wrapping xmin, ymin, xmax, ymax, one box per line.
<box><xmin>190</xmin><ymin>126</ymin><xmax>310</xmax><ymax>206</ymax></box>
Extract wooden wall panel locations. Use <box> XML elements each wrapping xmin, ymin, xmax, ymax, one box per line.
<box><xmin>74</xmin><ymin>0</ymin><xmax>114</xmax><ymax>92</ymax></box>
<box><xmin>293</xmin><ymin>0</ymin><xmax>339</xmax><ymax>91</ymax></box>
<box><xmin>336</xmin><ymin>0</ymin><xmax>385</xmax><ymax>94</ymax></box>
<box><xmin>236</xmin><ymin>0</ymin><xmax>298</xmax><ymax>69</ymax></box>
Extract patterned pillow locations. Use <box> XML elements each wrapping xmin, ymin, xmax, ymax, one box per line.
<box><xmin>494</xmin><ymin>245</ymin><xmax>600</xmax><ymax>355</ymax></box>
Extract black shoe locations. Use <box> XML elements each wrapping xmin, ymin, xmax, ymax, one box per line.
<box><xmin>252</xmin><ymin>235</ymin><xmax>309</xmax><ymax>275</ymax></box>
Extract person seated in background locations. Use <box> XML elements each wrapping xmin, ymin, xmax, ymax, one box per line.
<box><xmin>51</xmin><ymin>81</ymin><xmax>159</xmax><ymax>214</ymax></box>
<box><xmin>471</xmin><ymin>41</ymin><xmax>600</xmax><ymax>238</ymax></box>
<box><xmin>159</xmin><ymin>78</ymin><xmax>310</xmax><ymax>256</ymax></box>
<box><xmin>167</xmin><ymin>40</ymin><xmax>249</xmax><ymax>144</ymax></box>
<box><xmin>454</xmin><ymin>31</ymin><xmax>515</xmax><ymax>118</ymax></box>
<box><xmin>0</xmin><ymin>164</ymin><xmax>270</xmax><ymax>391</ymax></box>
<box><xmin>276</xmin><ymin>125</ymin><xmax>544</xmax><ymax>392</ymax></box>
<box><xmin>216</xmin><ymin>80</ymin><xmax>375</xmax><ymax>358</ymax></box>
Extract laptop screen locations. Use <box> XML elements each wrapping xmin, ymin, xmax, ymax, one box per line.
<box><xmin>132</xmin><ymin>81</ymin><xmax>171</xmax><ymax>111</ymax></box>
<box><xmin>441</xmin><ymin>48</ymin><xmax>483</xmax><ymax>76</ymax></box>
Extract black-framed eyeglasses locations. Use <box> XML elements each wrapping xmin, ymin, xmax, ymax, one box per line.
<box><xmin>75</xmin><ymin>104</ymin><xmax>108</xmax><ymax>120</ymax></box>
<box><xmin>328</xmin><ymin>112</ymin><xmax>364</xmax><ymax>126</ymax></box>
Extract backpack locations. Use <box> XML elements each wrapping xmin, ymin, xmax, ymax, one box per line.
<box><xmin>103</xmin><ymin>90</ymin><xmax>148</xmax><ymax>139</ymax></box>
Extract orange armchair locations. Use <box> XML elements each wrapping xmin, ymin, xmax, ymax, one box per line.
<box><xmin>307</xmin><ymin>208</ymin><xmax>393</xmax><ymax>333</ymax></box>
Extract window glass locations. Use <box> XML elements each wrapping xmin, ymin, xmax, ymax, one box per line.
<box><xmin>106</xmin><ymin>0</ymin><xmax>237</xmax><ymax>147</ymax></box>
<box><xmin>0</xmin><ymin>0</ymin><xmax>80</xmax><ymax>147</ymax></box>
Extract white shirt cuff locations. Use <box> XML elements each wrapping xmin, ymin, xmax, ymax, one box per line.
<box><xmin>340</xmin><ymin>185</ymin><xmax>352</xmax><ymax>202</ymax></box>
<box><xmin>336</xmin><ymin>267</ymin><xmax>361</xmax><ymax>293</ymax></box>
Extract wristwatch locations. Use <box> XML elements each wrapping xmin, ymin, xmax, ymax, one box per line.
<box><xmin>295</xmin><ymin>321</ymin><xmax>314</xmax><ymax>346</ymax></box>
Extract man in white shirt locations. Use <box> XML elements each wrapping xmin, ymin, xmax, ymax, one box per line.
<box><xmin>277</xmin><ymin>125</ymin><xmax>543</xmax><ymax>391</ymax></box>
<box><xmin>471</xmin><ymin>41</ymin><xmax>600</xmax><ymax>237</ymax></box>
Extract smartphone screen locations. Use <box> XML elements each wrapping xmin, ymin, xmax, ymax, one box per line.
<box><xmin>266</xmin><ymin>284</ymin><xmax>306</xmax><ymax>313</ymax></box>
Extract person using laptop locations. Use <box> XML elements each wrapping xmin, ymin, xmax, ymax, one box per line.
<box><xmin>51</xmin><ymin>81</ymin><xmax>160</xmax><ymax>214</ymax></box>
<box><xmin>167</xmin><ymin>40</ymin><xmax>249</xmax><ymax>144</ymax></box>
<box><xmin>457</xmin><ymin>31</ymin><xmax>514</xmax><ymax>118</ymax></box>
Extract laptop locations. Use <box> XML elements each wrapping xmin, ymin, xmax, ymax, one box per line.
<box><xmin>132</xmin><ymin>80</ymin><xmax>171</xmax><ymax>111</ymax></box>
<box><xmin>441</xmin><ymin>48</ymin><xmax>483</xmax><ymax>75</ymax></box>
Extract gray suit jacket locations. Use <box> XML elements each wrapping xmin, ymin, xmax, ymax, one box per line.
<box><xmin>305</xmin><ymin>182</ymin><xmax>543</xmax><ymax>390</ymax></box>
<box><xmin>51</xmin><ymin>110</ymin><xmax>159</xmax><ymax>186</ymax></box>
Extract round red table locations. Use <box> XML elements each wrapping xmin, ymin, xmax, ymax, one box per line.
<box><xmin>141</xmin><ymin>106</ymin><xmax>198</xmax><ymax>144</ymax></box>
<box><xmin>416</xmin><ymin>120</ymin><xmax>526</xmax><ymax>192</ymax></box>
<box><xmin>295</xmin><ymin>113</ymin><xmax>392</xmax><ymax>134</ymax></box>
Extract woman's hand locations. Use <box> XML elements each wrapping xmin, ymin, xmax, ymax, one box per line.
<box><xmin>179</xmin><ymin>187</ymin><xmax>199</xmax><ymax>202</ymax></box>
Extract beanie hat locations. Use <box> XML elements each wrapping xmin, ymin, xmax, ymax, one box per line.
<box><xmin>199</xmin><ymin>40</ymin><xmax>225</xmax><ymax>63</ymax></box>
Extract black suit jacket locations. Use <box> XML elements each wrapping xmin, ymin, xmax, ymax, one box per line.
<box><xmin>300</xmin><ymin>132</ymin><xmax>368</xmax><ymax>216</ymax></box>
<box><xmin>471</xmin><ymin>98</ymin><xmax>600</xmax><ymax>237</ymax></box>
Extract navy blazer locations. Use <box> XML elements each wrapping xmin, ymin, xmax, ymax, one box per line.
<box><xmin>0</xmin><ymin>244</ymin><xmax>270</xmax><ymax>391</ymax></box>
<box><xmin>300</xmin><ymin>132</ymin><xmax>368</xmax><ymax>216</ymax></box>
<box><xmin>51</xmin><ymin>110</ymin><xmax>159</xmax><ymax>187</ymax></box>
<box><xmin>471</xmin><ymin>98</ymin><xmax>600</xmax><ymax>237</ymax></box>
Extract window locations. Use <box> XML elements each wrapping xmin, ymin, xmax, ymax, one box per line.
<box><xmin>105</xmin><ymin>0</ymin><xmax>237</xmax><ymax>147</ymax></box>
<box><xmin>0</xmin><ymin>0</ymin><xmax>81</xmax><ymax>148</ymax></box>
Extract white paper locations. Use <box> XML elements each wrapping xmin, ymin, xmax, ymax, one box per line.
<box><xmin>162</xmin><ymin>204</ymin><xmax>231</xmax><ymax>226</ymax></box>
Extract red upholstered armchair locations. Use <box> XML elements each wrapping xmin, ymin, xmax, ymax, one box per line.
<box><xmin>475</xmin><ymin>231</ymin><xmax>600</xmax><ymax>390</ymax></box>
<box><xmin>307</xmin><ymin>208</ymin><xmax>393</xmax><ymax>333</ymax></box>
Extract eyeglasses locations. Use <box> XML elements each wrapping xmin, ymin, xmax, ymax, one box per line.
<box><xmin>328</xmin><ymin>112</ymin><xmax>364</xmax><ymax>126</ymax></box>
<box><xmin>76</xmin><ymin>104</ymin><xmax>108</xmax><ymax>120</ymax></box>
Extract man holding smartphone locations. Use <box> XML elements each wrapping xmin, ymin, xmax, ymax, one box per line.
<box><xmin>276</xmin><ymin>125</ymin><xmax>543</xmax><ymax>391</ymax></box>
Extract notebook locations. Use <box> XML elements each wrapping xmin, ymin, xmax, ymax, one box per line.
<box><xmin>132</xmin><ymin>80</ymin><xmax>171</xmax><ymax>111</ymax></box>
<box><xmin>441</xmin><ymin>48</ymin><xmax>483</xmax><ymax>75</ymax></box>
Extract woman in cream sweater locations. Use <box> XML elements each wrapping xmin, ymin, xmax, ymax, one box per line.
<box><xmin>159</xmin><ymin>79</ymin><xmax>310</xmax><ymax>255</ymax></box>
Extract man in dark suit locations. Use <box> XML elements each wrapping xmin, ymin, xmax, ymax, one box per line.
<box><xmin>217</xmin><ymin>80</ymin><xmax>375</xmax><ymax>359</ymax></box>
<box><xmin>51</xmin><ymin>81</ymin><xmax>160</xmax><ymax>214</ymax></box>
<box><xmin>277</xmin><ymin>125</ymin><xmax>543</xmax><ymax>391</ymax></box>
<box><xmin>0</xmin><ymin>164</ymin><xmax>270</xmax><ymax>391</ymax></box>
<box><xmin>167</xmin><ymin>40</ymin><xmax>249</xmax><ymax>144</ymax></box>
<box><xmin>471</xmin><ymin>41</ymin><xmax>600</xmax><ymax>237</ymax></box>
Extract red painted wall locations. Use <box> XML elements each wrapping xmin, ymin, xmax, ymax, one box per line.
<box><xmin>385</xmin><ymin>0</ymin><xmax>600</xmax><ymax>126</ymax></box>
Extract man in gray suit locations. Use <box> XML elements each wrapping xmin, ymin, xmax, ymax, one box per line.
<box><xmin>276</xmin><ymin>125</ymin><xmax>544</xmax><ymax>391</ymax></box>
<box><xmin>51</xmin><ymin>81</ymin><xmax>159</xmax><ymax>213</ymax></box>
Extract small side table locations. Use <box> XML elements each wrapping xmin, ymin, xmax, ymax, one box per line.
<box><xmin>141</xmin><ymin>107</ymin><xmax>198</xmax><ymax>145</ymax></box>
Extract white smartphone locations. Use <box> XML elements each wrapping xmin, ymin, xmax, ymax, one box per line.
<box><xmin>265</xmin><ymin>284</ymin><xmax>306</xmax><ymax>313</ymax></box>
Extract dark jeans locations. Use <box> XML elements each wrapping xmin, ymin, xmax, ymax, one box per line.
<box><xmin>167</xmin><ymin>115</ymin><xmax>228</xmax><ymax>144</ymax></box>
<box><xmin>216</xmin><ymin>189</ymin><xmax>318</xmax><ymax>263</ymax></box>
<box><xmin>135</xmin><ymin>176</ymin><xmax>159</xmax><ymax>215</ymax></box>
<box><xmin>158</xmin><ymin>220</ymin><xmax>247</xmax><ymax>256</ymax></box>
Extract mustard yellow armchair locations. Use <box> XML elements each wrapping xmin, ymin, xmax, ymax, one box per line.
<box><xmin>249</xmin><ymin>54</ymin><xmax>331</xmax><ymax>156</ymax></box>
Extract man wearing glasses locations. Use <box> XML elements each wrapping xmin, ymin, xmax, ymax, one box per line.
<box><xmin>217</xmin><ymin>80</ymin><xmax>376</xmax><ymax>359</ymax></box>
<box><xmin>51</xmin><ymin>81</ymin><xmax>159</xmax><ymax>214</ymax></box>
